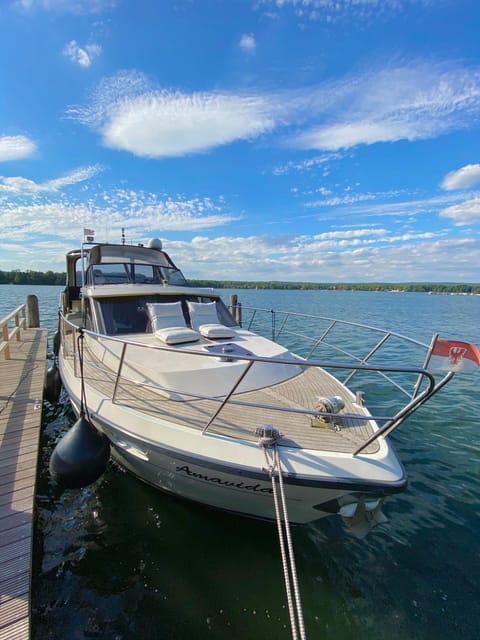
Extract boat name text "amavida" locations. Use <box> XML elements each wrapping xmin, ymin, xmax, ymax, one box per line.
<box><xmin>176</xmin><ymin>465</ymin><xmax>273</xmax><ymax>493</ymax></box>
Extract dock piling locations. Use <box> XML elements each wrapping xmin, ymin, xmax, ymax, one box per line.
<box><xmin>229</xmin><ymin>294</ymin><xmax>242</xmax><ymax>326</ymax></box>
<box><xmin>26</xmin><ymin>295</ymin><xmax>39</xmax><ymax>329</ymax></box>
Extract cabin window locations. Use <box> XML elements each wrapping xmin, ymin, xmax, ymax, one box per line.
<box><xmin>95</xmin><ymin>298</ymin><xmax>149</xmax><ymax>335</ymax></box>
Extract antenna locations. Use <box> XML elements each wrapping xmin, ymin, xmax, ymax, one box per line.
<box><xmin>121</xmin><ymin>227</ymin><xmax>125</xmax><ymax>245</ymax></box>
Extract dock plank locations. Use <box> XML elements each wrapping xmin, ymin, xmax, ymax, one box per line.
<box><xmin>0</xmin><ymin>327</ymin><xmax>48</xmax><ymax>640</ymax></box>
<box><xmin>0</xmin><ymin>573</ymin><xmax>30</xmax><ymax>603</ymax></box>
<box><xmin>0</xmin><ymin>523</ymin><xmax>32</xmax><ymax>547</ymax></box>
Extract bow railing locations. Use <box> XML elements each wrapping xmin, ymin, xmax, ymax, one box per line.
<box><xmin>58</xmin><ymin>308</ymin><xmax>455</xmax><ymax>455</ymax></box>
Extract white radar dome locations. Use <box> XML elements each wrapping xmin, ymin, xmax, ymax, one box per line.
<box><xmin>147</xmin><ymin>238</ymin><xmax>163</xmax><ymax>251</ymax></box>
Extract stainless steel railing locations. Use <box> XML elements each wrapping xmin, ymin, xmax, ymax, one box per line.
<box><xmin>58</xmin><ymin>308</ymin><xmax>452</xmax><ymax>454</ymax></box>
<box><xmin>242</xmin><ymin>306</ymin><xmax>433</xmax><ymax>396</ymax></box>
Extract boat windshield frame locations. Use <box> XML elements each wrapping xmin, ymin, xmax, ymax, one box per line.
<box><xmin>65</xmin><ymin>242</ymin><xmax>188</xmax><ymax>289</ymax></box>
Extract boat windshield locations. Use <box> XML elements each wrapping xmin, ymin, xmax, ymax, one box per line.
<box><xmin>84</xmin><ymin>243</ymin><xmax>187</xmax><ymax>287</ymax></box>
<box><xmin>87</xmin><ymin>262</ymin><xmax>186</xmax><ymax>286</ymax></box>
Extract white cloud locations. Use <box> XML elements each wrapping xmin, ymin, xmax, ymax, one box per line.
<box><xmin>441</xmin><ymin>164</ymin><xmax>480</xmax><ymax>190</ymax></box>
<box><xmin>239</xmin><ymin>34</ymin><xmax>256</xmax><ymax>51</ymax></box>
<box><xmin>0</xmin><ymin>200</ymin><xmax>238</xmax><ymax>241</ymax></box>
<box><xmin>157</xmin><ymin>233</ymin><xmax>479</xmax><ymax>283</ymax></box>
<box><xmin>304</xmin><ymin>188</ymin><xmax>408</xmax><ymax>208</ymax></box>
<box><xmin>16</xmin><ymin>0</ymin><xmax>115</xmax><ymax>13</ymax></box>
<box><xmin>108</xmin><ymin>190</ymin><xmax>241</xmax><ymax>232</ymax></box>
<box><xmin>260</xmin><ymin>0</ymin><xmax>434</xmax><ymax>24</ymax></box>
<box><xmin>0</xmin><ymin>165</ymin><xmax>103</xmax><ymax>193</ymax></box>
<box><xmin>69</xmin><ymin>71</ymin><xmax>277</xmax><ymax>158</ymax></box>
<box><xmin>307</xmin><ymin>192</ymin><xmax>381</xmax><ymax>208</ymax></box>
<box><xmin>439</xmin><ymin>197</ymin><xmax>480</xmax><ymax>225</ymax></box>
<box><xmin>63</xmin><ymin>40</ymin><xmax>101</xmax><ymax>67</ymax></box>
<box><xmin>1</xmin><ymin>188</ymin><xmax>478</xmax><ymax>279</ymax></box>
<box><xmin>68</xmin><ymin>61</ymin><xmax>480</xmax><ymax>158</ymax></box>
<box><xmin>357</xmin><ymin>192</ymin><xmax>480</xmax><ymax>219</ymax></box>
<box><xmin>0</xmin><ymin>173</ymin><xmax>239</xmax><ymax>249</ymax></box>
<box><xmin>0</xmin><ymin>135</ymin><xmax>37</xmax><ymax>161</ymax></box>
<box><xmin>291</xmin><ymin>62</ymin><xmax>480</xmax><ymax>151</ymax></box>
<box><xmin>102</xmin><ymin>93</ymin><xmax>273</xmax><ymax>157</ymax></box>
<box><xmin>273</xmin><ymin>152</ymin><xmax>344</xmax><ymax>175</ymax></box>
<box><xmin>296</xmin><ymin>120</ymin><xmax>414</xmax><ymax>150</ymax></box>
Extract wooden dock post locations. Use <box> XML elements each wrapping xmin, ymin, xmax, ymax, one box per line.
<box><xmin>229</xmin><ymin>294</ymin><xmax>242</xmax><ymax>326</ymax></box>
<box><xmin>0</xmin><ymin>301</ymin><xmax>48</xmax><ymax>640</ymax></box>
<box><xmin>26</xmin><ymin>295</ymin><xmax>40</xmax><ymax>329</ymax></box>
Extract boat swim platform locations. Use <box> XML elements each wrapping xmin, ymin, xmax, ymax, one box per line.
<box><xmin>0</xmin><ymin>327</ymin><xmax>48</xmax><ymax>640</ymax></box>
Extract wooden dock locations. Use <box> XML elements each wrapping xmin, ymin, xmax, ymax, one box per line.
<box><xmin>0</xmin><ymin>302</ymin><xmax>48</xmax><ymax>640</ymax></box>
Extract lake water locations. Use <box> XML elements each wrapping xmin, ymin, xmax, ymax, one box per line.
<box><xmin>1</xmin><ymin>285</ymin><xmax>479</xmax><ymax>639</ymax></box>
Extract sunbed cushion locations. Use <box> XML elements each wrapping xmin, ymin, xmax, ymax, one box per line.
<box><xmin>198</xmin><ymin>323</ymin><xmax>236</xmax><ymax>339</ymax></box>
<box><xmin>146</xmin><ymin>301</ymin><xmax>186</xmax><ymax>331</ymax></box>
<box><xmin>187</xmin><ymin>301</ymin><xmax>236</xmax><ymax>338</ymax></box>
<box><xmin>146</xmin><ymin>301</ymin><xmax>200</xmax><ymax>344</ymax></box>
<box><xmin>187</xmin><ymin>301</ymin><xmax>219</xmax><ymax>329</ymax></box>
<box><xmin>155</xmin><ymin>327</ymin><xmax>200</xmax><ymax>345</ymax></box>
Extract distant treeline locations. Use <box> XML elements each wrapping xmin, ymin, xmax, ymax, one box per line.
<box><xmin>191</xmin><ymin>280</ymin><xmax>480</xmax><ymax>294</ymax></box>
<box><xmin>1</xmin><ymin>270</ymin><xmax>479</xmax><ymax>294</ymax></box>
<box><xmin>0</xmin><ymin>270</ymin><xmax>65</xmax><ymax>285</ymax></box>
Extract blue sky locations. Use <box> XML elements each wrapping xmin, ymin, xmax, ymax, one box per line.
<box><xmin>1</xmin><ymin>0</ymin><xmax>479</xmax><ymax>282</ymax></box>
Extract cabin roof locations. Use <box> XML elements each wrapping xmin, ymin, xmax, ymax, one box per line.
<box><xmin>82</xmin><ymin>283</ymin><xmax>216</xmax><ymax>298</ymax></box>
<box><xmin>88</xmin><ymin>243</ymin><xmax>173</xmax><ymax>268</ymax></box>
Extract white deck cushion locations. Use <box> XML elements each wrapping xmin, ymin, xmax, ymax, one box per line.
<box><xmin>146</xmin><ymin>301</ymin><xmax>186</xmax><ymax>331</ymax></box>
<box><xmin>155</xmin><ymin>327</ymin><xmax>200</xmax><ymax>345</ymax></box>
<box><xmin>187</xmin><ymin>301</ymin><xmax>236</xmax><ymax>339</ymax></box>
<box><xmin>147</xmin><ymin>301</ymin><xmax>200</xmax><ymax>344</ymax></box>
<box><xmin>198</xmin><ymin>323</ymin><xmax>236</xmax><ymax>339</ymax></box>
<box><xmin>187</xmin><ymin>301</ymin><xmax>220</xmax><ymax>329</ymax></box>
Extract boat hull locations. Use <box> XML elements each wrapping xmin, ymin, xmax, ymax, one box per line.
<box><xmin>108</xmin><ymin>441</ymin><xmax>402</xmax><ymax>525</ymax></box>
<box><xmin>57</xmin><ymin>310</ymin><xmax>408</xmax><ymax>532</ymax></box>
<box><xmin>63</xmin><ymin>389</ymin><xmax>405</xmax><ymax>527</ymax></box>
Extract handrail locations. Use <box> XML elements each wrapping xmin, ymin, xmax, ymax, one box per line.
<box><xmin>61</xmin><ymin>316</ymin><xmax>436</xmax><ymax>382</ymax></box>
<box><xmin>306</xmin><ymin>320</ymin><xmax>337</xmax><ymax>360</ymax></box>
<box><xmin>112</xmin><ymin>341</ymin><xmax>128</xmax><ymax>404</ymax></box>
<box><xmin>342</xmin><ymin>332</ymin><xmax>391</xmax><ymax>386</ymax></box>
<box><xmin>353</xmin><ymin>370</ymin><xmax>456</xmax><ymax>455</ymax></box>
<box><xmin>0</xmin><ymin>304</ymin><xmax>26</xmax><ymax>359</ymax></box>
<box><xmin>242</xmin><ymin>305</ymin><xmax>429</xmax><ymax>347</ymax></box>
<box><xmin>241</xmin><ymin>306</ymin><xmax>433</xmax><ymax>397</ymax></box>
<box><xmin>202</xmin><ymin>360</ymin><xmax>255</xmax><ymax>434</ymax></box>
<box><xmin>59</xmin><ymin>308</ymin><xmax>451</xmax><ymax>454</ymax></box>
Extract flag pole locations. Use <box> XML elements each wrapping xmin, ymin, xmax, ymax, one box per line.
<box><xmin>413</xmin><ymin>333</ymin><xmax>439</xmax><ymax>398</ymax></box>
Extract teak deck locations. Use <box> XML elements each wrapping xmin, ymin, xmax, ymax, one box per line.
<box><xmin>71</xmin><ymin>334</ymin><xmax>380</xmax><ymax>455</ymax></box>
<box><xmin>0</xmin><ymin>328</ymin><xmax>48</xmax><ymax>640</ymax></box>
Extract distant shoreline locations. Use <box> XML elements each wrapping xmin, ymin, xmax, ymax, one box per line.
<box><xmin>190</xmin><ymin>280</ymin><xmax>480</xmax><ymax>294</ymax></box>
<box><xmin>1</xmin><ymin>270</ymin><xmax>479</xmax><ymax>294</ymax></box>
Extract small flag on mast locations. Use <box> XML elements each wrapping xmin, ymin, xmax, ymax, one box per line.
<box><xmin>428</xmin><ymin>338</ymin><xmax>480</xmax><ymax>373</ymax></box>
<box><xmin>83</xmin><ymin>228</ymin><xmax>95</xmax><ymax>236</ymax></box>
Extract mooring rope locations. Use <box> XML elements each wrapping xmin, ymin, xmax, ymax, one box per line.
<box><xmin>270</xmin><ymin>457</ymin><xmax>299</xmax><ymax>640</ymax></box>
<box><xmin>76</xmin><ymin>328</ymin><xmax>91</xmax><ymax>422</ymax></box>
<box><xmin>273</xmin><ymin>445</ymin><xmax>307</xmax><ymax>640</ymax></box>
<box><xmin>259</xmin><ymin>428</ymin><xmax>307</xmax><ymax>640</ymax></box>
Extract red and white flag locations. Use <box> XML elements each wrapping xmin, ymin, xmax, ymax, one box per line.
<box><xmin>428</xmin><ymin>338</ymin><xmax>480</xmax><ymax>373</ymax></box>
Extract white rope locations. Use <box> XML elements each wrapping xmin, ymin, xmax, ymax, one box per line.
<box><xmin>270</xmin><ymin>460</ymin><xmax>299</xmax><ymax>640</ymax></box>
<box><xmin>274</xmin><ymin>446</ymin><xmax>307</xmax><ymax>640</ymax></box>
<box><xmin>266</xmin><ymin>444</ymin><xmax>307</xmax><ymax>640</ymax></box>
